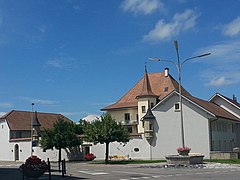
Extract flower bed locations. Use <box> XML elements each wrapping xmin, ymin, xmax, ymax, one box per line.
<box><xmin>84</xmin><ymin>153</ymin><xmax>96</xmax><ymax>161</ymax></box>
<box><xmin>177</xmin><ymin>147</ymin><xmax>191</xmax><ymax>156</ymax></box>
<box><xmin>19</xmin><ymin>156</ymin><xmax>48</xmax><ymax>178</ymax></box>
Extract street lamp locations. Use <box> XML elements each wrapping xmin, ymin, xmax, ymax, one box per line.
<box><xmin>149</xmin><ymin>40</ymin><xmax>211</xmax><ymax>148</ymax></box>
<box><xmin>30</xmin><ymin>103</ymin><xmax>34</xmax><ymax>156</ymax></box>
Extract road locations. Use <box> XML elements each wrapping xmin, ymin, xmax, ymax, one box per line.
<box><xmin>65</xmin><ymin>162</ymin><xmax>240</xmax><ymax>180</ymax></box>
<box><xmin>0</xmin><ymin>161</ymin><xmax>240</xmax><ymax>180</ymax></box>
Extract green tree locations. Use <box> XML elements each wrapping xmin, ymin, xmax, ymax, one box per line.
<box><xmin>82</xmin><ymin>113</ymin><xmax>130</xmax><ymax>163</ymax></box>
<box><xmin>41</xmin><ymin>117</ymin><xmax>82</xmax><ymax>171</ymax></box>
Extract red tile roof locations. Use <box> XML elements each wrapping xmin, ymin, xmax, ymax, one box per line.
<box><xmin>0</xmin><ymin>110</ymin><xmax>71</xmax><ymax>131</ymax></box>
<box><xmin>187</xmin><ymin>95</ymin><xmax>240</xmax><ymax>121</ymax></box>
<box><xmin>102</xmin><ymin>71</ymin><xmax>191</xmax><ymax>110</ymax></box>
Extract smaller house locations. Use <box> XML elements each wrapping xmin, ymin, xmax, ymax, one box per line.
<box><xmin>0</xmin><ymin>110</ymin><xmax>81</xmax><ymax>161</ymax></box>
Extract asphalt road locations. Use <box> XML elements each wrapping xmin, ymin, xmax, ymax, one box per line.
<box><xmin>1</xmin><ymin>161</ymin><xmax>240</xmax><ymax>180</ymax></box>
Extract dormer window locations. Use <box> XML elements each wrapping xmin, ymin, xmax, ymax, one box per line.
<box><xmin>142</xmin><ymin>106</ymin><xmax>146</xmax><ymax>113</ymax></box>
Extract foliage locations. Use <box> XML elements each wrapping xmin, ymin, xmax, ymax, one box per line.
<box><xmin>84</xmin><ymin>153</ymin><xmax>96</xmax><ymax>161</ymax></box>
<box><xmin>41</xmin><ymin>117</ymin><xmax>82</xmax><ymax>171</ymax></box>
<box><xmin>41</xmin><ymin>117</ymin><xmax>82</xmax><ymax>150</ymax></box>
<box><xmin>81</xmin><ymin>113</ymin><xmax>130</xmax><ymax>163</ymax></box>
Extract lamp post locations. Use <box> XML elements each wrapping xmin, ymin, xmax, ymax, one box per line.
<box><xmin>30</xmin><ymin>103</ymin><xmax>34</xmax><ymax>157</ymax></box>
<box><xmin>149</xmin><ymin>41</ymin><xmax>211</xmax><ymax>148</ymax></box>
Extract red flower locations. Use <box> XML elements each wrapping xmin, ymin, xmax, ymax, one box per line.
<box><xmin>84</xmin><ymin>153</ymin><xmax>96</xmax><ymax>161</ymax></box>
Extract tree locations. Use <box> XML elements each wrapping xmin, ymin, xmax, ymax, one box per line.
<box><xmin>82</xmin><ymin>113</ymin><xmax>130</xmax><ymax>163</ymax></box>
<box><xmin>41</xmin><ymin>117</ymin><xmax>82</xmax><ymax>171</ymax></box>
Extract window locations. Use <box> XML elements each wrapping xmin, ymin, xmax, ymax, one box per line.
<box><xmin>174</xmin><ymin>102</ymin><xmax>180</xmax><ymax>111</ymax></box>
<box><xmin>142</xmin><ymin>106</ymin><xmax>146</xmax><ymax>113</ymax></box>
<box><xmin>124</xmin><ymin>113</ymin><xmax>130</xmax><ymax>121</ymax></box>
<box><xmin>149</xmin><ymin>124</ymin><xmax>153</xmax><ymax>131</ymax></box>
<box><xmin>151</xmin><ymin>102</ymin><xmax>154</xmax><ymax>108</ymax></box>
<box><xmin>127</xmin><ymin>126</ymin><xmax>133</xmax><ymax>133</ymax></box>
<box><xmin>164</xmin><ymin>87</ymin><xmax>169</xmax><ymax>92</ymax></box>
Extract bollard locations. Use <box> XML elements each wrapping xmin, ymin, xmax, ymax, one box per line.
<box><xmin>47</xmin><ymin>158</ymin><xmax>51</xmax><ymax>180</ymax></box>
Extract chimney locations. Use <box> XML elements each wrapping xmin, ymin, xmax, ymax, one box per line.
<box><xmin>233</xmin><ymin>94</ymin><xmax>237</xmax><ymax>102</ymax></box>
<box><xmin>165</xmin><ymin>68</ymin><xmax>169</xmax><ymax>77</ymax></box>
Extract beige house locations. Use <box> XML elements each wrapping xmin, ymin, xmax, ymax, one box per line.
<box><xmin>92</xmin><ymin>67</ymin><xmax>240</xmax><ymax>160</ymax></box>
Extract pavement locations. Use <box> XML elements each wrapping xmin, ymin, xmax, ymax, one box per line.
<box><xmin>1</xmin><ymin>160</ymin><xmax>240</xmax><ymax>180</ymax></box>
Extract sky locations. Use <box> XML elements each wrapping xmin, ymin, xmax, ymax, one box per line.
<box><xmin>0</xmin><ymin>0</ymin><xmax>240</xmax><ymax>122</ymax></box>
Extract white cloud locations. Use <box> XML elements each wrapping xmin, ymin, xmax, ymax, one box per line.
<box><xmin>0</xmin><ymin>102</ymin><xmax>12</xmax><ymax>108</ymax></box>
<box><xmin>196</xmin><ymin>40</ymin><xmax>240</xmax><ymax>63</ymax></box>
<box><xmin>18</xmin><ymin>97</ymin><xmax>59</xmax><ymax>106</ymax></box>
<box><xmin>121</xmin><ymin>0</ymin><xmax>165</xmax><ymax>15</ymax></box>
<box><xmin>0</xmin><ymin>112</ymin><xmax>6</xmax><ymax>117</ymax></box>
<box><xmin>81</xmin><ymin>114</ymin><xmax>100</xmax><ymax>122</ymax></box>
<box><xmin>222</xmin><ymin>17</ymin><xmax>240</xmax><ymax>37</ymax></box>
<box><xmin>143</xmin><ymin>9</ymin><xmax>199</xmax><ymax>42</ymax></box>
<box><xmin>196</xmin><ymin>40</ymin><xmax>240</xmax><ymax>87</ymax></box>
<box><xmin>208</xmin><ymin>76</ymin><xmax>234</xmax><ymax>86</ymax></box>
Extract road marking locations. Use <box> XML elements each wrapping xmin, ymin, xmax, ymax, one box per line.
<box><xmin>111</xmin><ymin>170</ymin><xmax>152</xmax><ymax>176</ymax></box>
<box><xmin>78</xmin><ymin>170</ymin><xmax>109</xmax><ymax>175</ymax></box>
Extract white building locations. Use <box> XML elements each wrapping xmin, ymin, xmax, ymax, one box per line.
<box><xmin>91</xmin><ymin>67</ymin><xmax>240</xmax><ymax>160</ymax></box>
<box><xmin>0</xmin><ymin>110</ymin><xmax>82</xmax><ymax>161</ymax></box>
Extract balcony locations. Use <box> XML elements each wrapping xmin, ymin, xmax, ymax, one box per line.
<box><xmin>121</xmin><ymin>119</ymin><xmax>138</xmax><ymax>125</ymax></box>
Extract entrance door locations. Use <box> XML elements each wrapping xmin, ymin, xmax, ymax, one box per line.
<box><xmin>14</xmin><ymin>144</ymin><xmax>19</xmax><ymax>161</ymax></box>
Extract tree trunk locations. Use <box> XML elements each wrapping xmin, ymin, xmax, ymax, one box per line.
<box><xmin>58</xmin><ymin>148</ymin><xmax>61</xmax><ymax>172</ymax></box>
<box><xmin>105</xmin><ymin>142</ymin><xmax>109</xmax><ymax>164</ymax></box>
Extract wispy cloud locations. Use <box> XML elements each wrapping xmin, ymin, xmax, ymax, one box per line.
<box><xmin>196</xmin><ymin>40</ymin><xmax>240</xmax><ymax>87</ymax></box>
<box><xmin>18</xmin><ymin>97</ymin><xmax>59</xmax><ymax>106</ymax></box>
<box><xmin>222</xmin><ymin>17</ymin><xmax>240</xmax><ymax>37</ymax></box>
<box><xmin>46</xmin><ymin>57</ymin><xmax>78</xmax><ymax>70</ymax></box>
<box><xmin>143</xmin><ymin>9</ymin><xmax>199</xmax><ymax>42</ymax></box>
<box><xmin>0</xmin><ymin>102</ymin><xmax>12</xmax><ymax>108</ymax></box>
<box><xmin>121</xmin><ymin>0</ymin><xmax>165</xmax><ymax>15</ymax></box>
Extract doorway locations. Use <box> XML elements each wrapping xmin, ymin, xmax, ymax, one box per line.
<box><xmin>14</xmin><ymin>144</ymin><xmax>19</xmax><ymax>161</ymax></box>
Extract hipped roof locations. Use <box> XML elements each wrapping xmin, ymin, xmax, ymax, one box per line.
<box><xmin>0</xmin><ymin>110</ymin><xmax>71</xmax><ymax>131</ymax></box>
<box><xmin>102</xmin><ymin>72</ymin><xmax>191</xmax><ymax>110</ymax></box>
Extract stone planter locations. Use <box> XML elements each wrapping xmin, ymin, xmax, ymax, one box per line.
<box><xmin>165</xmin><ymin>154</ymin><xmax>204</xmax><ymax>166</ymax></box>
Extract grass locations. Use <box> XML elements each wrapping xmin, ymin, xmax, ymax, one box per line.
<box><xmin>91</xmin><ymin>159</ymin><xmax>166</xmax><ymax>165</ymax></box>
<box><xmin>204</xmin><ymin>159</ymin><xmax>240</xmax><ymax>164</ymax></box>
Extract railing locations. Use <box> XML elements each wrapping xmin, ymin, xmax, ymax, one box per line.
<box><xmin>121</xmin><ymin>119</ymin><xmax>138</xmax><ymax>125</ymax></box>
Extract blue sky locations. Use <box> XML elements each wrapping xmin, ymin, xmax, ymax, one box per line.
<box><xmin>0</xmin><ymin>0</ymin><xmax>240</xmax><ymax>122</ymax></box>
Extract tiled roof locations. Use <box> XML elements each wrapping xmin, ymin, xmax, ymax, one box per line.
<box><xmin>0</xmin><ymin>110</ymin><xmax>71</xmax><ymax>131</ymax></box>
<box><xmin>102</xmin><ymin>71</ymin><xmax>191</xmax><ymax>110</ymax></box>
<box><xmin>136</xmin><ymin>67</ymin><xmax>158</xmax><ymax>98</ymax></box>
<box><xmin>213</xmin><ymin>93</ymin><xmax>240</xmax><ymax>109</ymax></box>
<box><xmin>187</xmin><ymin>95</ymin><xmax>240</xmax><ymax>121</ymax></box>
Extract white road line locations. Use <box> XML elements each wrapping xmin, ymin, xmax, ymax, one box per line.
<box><xmin>111</xmin><ymin>170</ymin><xmax>152</xmax><ymax>176</ymax></box>
<box><xmin>78</xmin><ymin>170</ymin><xmax>109</xmax><ymax>175</ymax></box>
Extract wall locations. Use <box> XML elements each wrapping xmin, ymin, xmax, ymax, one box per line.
<box><xmin>91</xmin><ymin>134</ymin><xmax>150</xmax><ymax>160</ymax></box>
<box><xmin>109</xmin><ymin>108</ymin><xmax>138</xmax><ymax>124</ymax></box>
<box><xmin>211</xmin><ymin>118</ymin><xmax>238</xmax><ymax>151</ymax></box>
<box><xmin>152</xmin><ymin>94</ymin><xmax>211</xmax><ymax>159</ymax></box>
<box><xmin>0</xmin><ymin>120</ymin><xmax>12</xmax><ymax>161</ymax></box>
